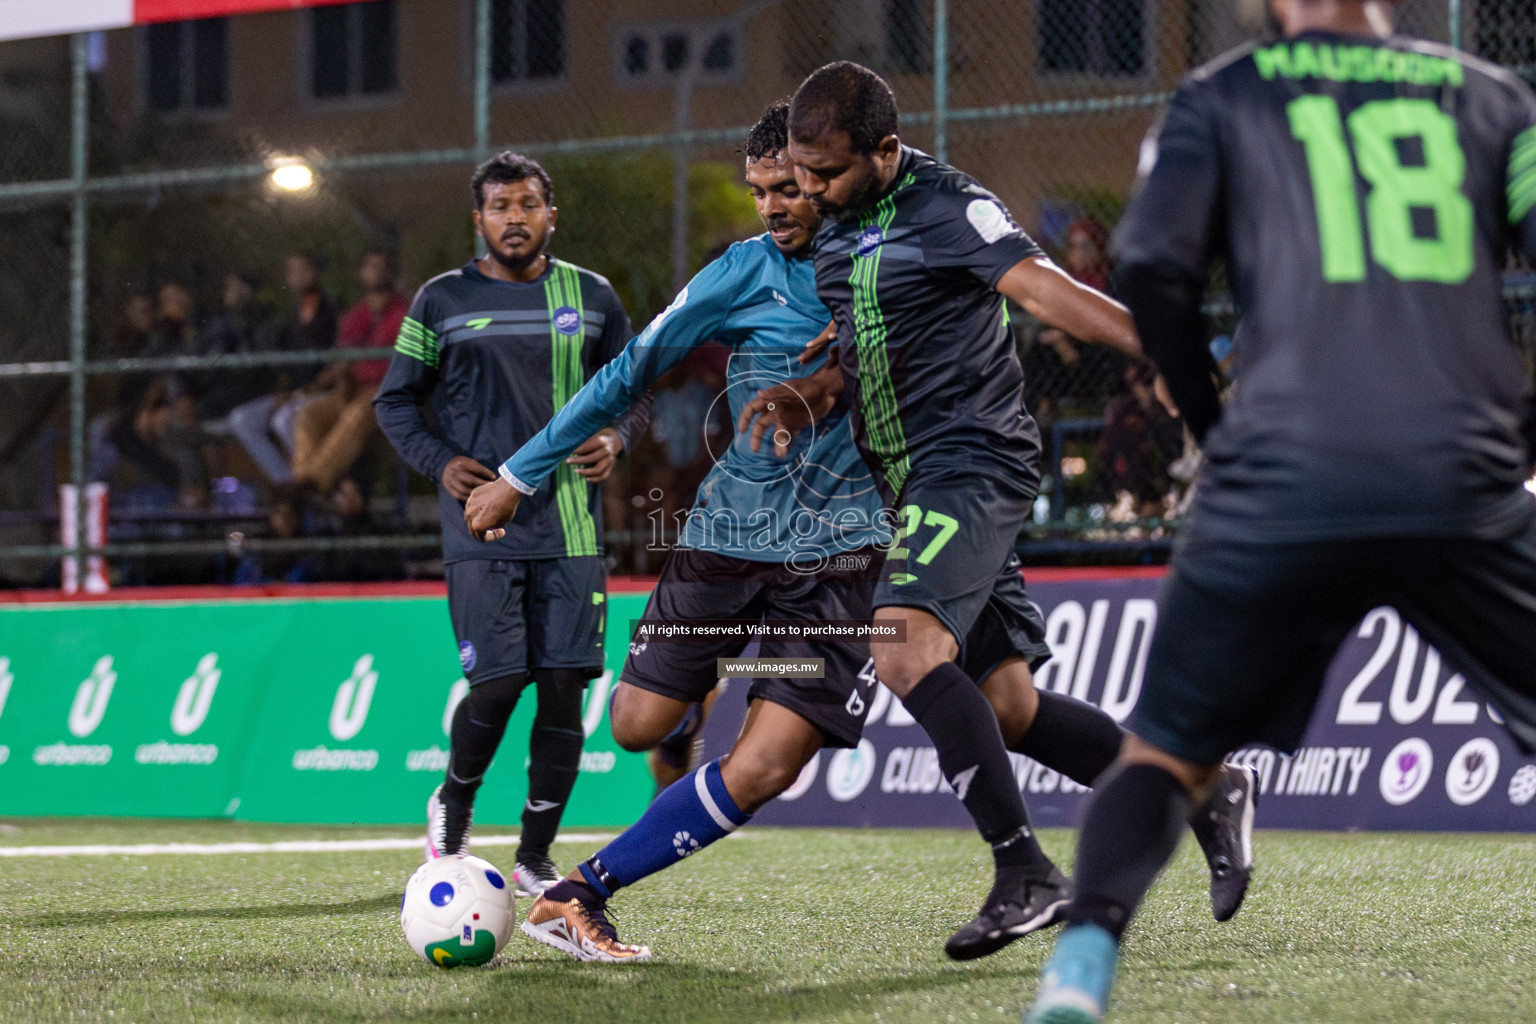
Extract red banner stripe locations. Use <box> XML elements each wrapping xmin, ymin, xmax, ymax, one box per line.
<box><xmin>132</xmin><ymin>0</ymin><xmax>373</xmax><ymax>25</ymax></box>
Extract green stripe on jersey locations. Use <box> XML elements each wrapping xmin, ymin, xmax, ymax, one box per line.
<box><xmin>544</xmin><ymin>261</ymin><xmax>599</xmax><ymax>557</ymax></box>
<box><xmin>395</xmin><ymin>317</ymin><xmax>439</xmax><ymax>368</ymax></box>
<box><xmin>849</xmin><ymin>174</ymin><xmax>915</xmax><ymax>494</ymax></box>
<box><xmin>1510</xmin><ymin>126</ymin><xmax>1536</xmax><ymax>224</ymax></box>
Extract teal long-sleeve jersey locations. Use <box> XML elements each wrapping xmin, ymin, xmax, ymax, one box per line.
<box><xmin>500</xmin><ymin>235</ymin><xmax>891</xmax><ymax>563</ymax></box>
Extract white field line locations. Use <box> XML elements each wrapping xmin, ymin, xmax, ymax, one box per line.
<box><xmin>0</xmin><ymin>833</ymin><xmax>618</xmax><ymax>859</ymax></box>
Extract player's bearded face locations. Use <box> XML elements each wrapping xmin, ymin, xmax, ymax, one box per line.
<box><xmin>474</xmin><ymin>178</ymin><xmax>555</xmax><ymax>271</ymax></box>
<box><xmin>788</xmin><ymin>133</ymin><xmax>888</xmax><ymax>224</ymax></box>
<box><xmin>745</xmin><ymin>152</ymin><xmax>821</xmax><ymax>256</ymax></box>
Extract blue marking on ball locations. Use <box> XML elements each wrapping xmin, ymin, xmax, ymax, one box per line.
<box><xmin>429</xmin><ymin>881</ymin><xmax>455</xmax><ymax>907</ymax></box>
<box><xmin>484</xmin><ymin>869</ymin><xmax>505</xmax><ymax>890</ymax></box>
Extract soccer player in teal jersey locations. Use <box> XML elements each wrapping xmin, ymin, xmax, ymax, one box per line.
<box><xmin>467</xmin><ymin>103</ymin><xmax>1172</xmax><ymax>963</ymax></box>
<box><xmin>1026</xmin><ymin>2</ymin><xmax>1536</xmax><ymax>1020</ymax></box>
<box><xmin>375</xmin><ymin>152</ymin><xmax>649</xmax><ymax>899</ymax></box>
<box><xmin>754</xmin><ymin>63</ymin><xmax>1257</xmax><ymax>961</ymax></box>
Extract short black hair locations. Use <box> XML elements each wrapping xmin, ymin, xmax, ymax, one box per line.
<box><xmin>745</xmin><ymin>99</ymin><xmax>791</xmax><ymax>162</ymax></box>
<box><xmin>471</xmin><ymin>151</ymin><xmax>553</xmax><ymax>209</ymax></box>
<box><xmin>789</xmin><ymin>61</ymin><xmax>899</xmax><ymax>155</ymax></box>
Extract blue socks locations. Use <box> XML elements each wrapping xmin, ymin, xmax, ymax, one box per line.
<box><xmin>577</xmin><ymin>758</ymin><xmax>751</xmax><ymax>898</ymax></box>
<box><xmin>1024</xmin><ymin>922</ymin><xmax>1119</xmax><ymax>1024</ymax></box>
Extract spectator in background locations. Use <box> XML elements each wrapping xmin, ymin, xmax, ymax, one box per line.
<box><xmin>89</xmin><ymin>292</ymin><xmax>158</xmax><ymax>484</ymax></box>
<box><xmin>646</xmin><ymin>348</ymin><xmax>728</xmax><ymax>515</ymax></box>
<box><xmin>1019</xmin><ymin>217</ymin><xmax>1128</xmax><ymax>418</ymax></box>
<box><xmin>1094</xmin><ymin>361</ymin><xmax>1184</xmax><ymax>518</ymax></box>
<box><xmin>142</xmin><ymin>281</ymin><xmax>200</xmax><ymax>359</ymax></box>
<box><xmin>197</xmin><ymin>272</ymin><xmax>278</xmax><ymax>423</ymax></box>
<box><xmin>107</xmin><ymin>292</ymin><xmax>155</xmax><ymax>359</ymax></box>
<box><xmin>292</xmin><ymin>249</ymin><xmax>406</xmax><ymax>497</ymax></box>
<box><xmin>102</xmin><ymin>282</ymin><xmax>210</xmax><ymax>507</ymax></box>
<box><xmin>228</xmin><ymin>252</ymin><xmax>338</xmax><ymax>485</ymax></box>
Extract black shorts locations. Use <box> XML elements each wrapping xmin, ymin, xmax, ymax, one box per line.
<box><xmin>876</xmin><ymin>456</ymin><xmax>1051</xmax><ymax>677</ymax></box>
<box><xmin>1130</xmin><ymin>518</ymin><xmax>1536</xmax><ymax>765</ymax></box>
<box><xmin>621</xmin><ymin>548</ymin><xmax>881</xmax><ymax>748</ymax></box>
<box><xmin>446</xmin><ymin>556</ymin><xmax>607</xmax><ymax>685</ymax></box>
<box><xmin>958</xmin><ymin>555</ymin><xmax>1053</xmax><ymax>680</ymax></box>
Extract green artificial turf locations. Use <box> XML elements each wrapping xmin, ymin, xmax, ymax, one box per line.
<box><xmin>1</xmin><ymin>819</ymin><xmax>1532</xmax><ymax>1023</ymax></box>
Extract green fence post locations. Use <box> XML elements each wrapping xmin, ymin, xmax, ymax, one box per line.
<box><xmin>68</xmin><ymin>32</ymin><xmax>89</xmax><ymax>591</ymax></box>
<box><xmin>933</xmin><ymin>0</ymin><xmax>949</xmax><ymax>163</ymax></box>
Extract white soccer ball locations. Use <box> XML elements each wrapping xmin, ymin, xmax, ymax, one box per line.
<box><xmin>400</xmin><ymin>854</ymin><xmax>515</xmax><ymax>968</ymax></box>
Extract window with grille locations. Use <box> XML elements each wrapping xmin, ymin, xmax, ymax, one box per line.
<box><xmin>310</xmin><ymin>1</ymin><xmax>398</xmax><ymax>100</ymax></box>
<box><xmin>782</xmin><ymin>0</ymin><xmax>932</xmax><ymax>78</ymax></box>
<box><xmin>1039</xmin><ymin>0</ymin><xmax>1146</xmax><ymax>77</ymax></box>
<box><xmin>145</xmin><ymin>18</ymin><xmax>229</xmax><ymax>113</ymax></box>
<box><xmin>614</xmin><ymin>22</ymin><xmax>741</xmax><ymax>84</ymax></box>
<box><xmin>491</xmin><ymin>0</ymin><xmax>565</xmax><ymax>83</ymax></box>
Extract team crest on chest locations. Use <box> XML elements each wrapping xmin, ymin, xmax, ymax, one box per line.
<box><xmin>552</xmin><ymin>307</ymin><xmax>583</xmax><ymax>335</ymax></box>
<box><xmin>855</xmin><ymin>226</ymin><xmax>884</xmax><ymax>257</ymax></box>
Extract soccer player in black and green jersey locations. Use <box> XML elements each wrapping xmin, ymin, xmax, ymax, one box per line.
<box><xmin>776</xmin><ymin>63</ymin><xmax>1257</xmax><ymax>960</ymax></box>
<box><xmin>1026</xmin><ymin>1</ymin><xmax>1536</xmax><ymax>1020</ymax></box>
<box><xmin>374</xmin><ymin>152</ymin><xmax>647</xmax><ymax>897</ymax></box>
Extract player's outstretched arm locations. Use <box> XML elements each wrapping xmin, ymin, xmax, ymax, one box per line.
<box><xmin>995</xmin><ymin>256</ymin><xmax>1142</xmax><ymax>360</ymax></box>
<box><xmin>498</xmin><ymin>248</ymin><xmax>742</xmax><ymax>494</ymax></box>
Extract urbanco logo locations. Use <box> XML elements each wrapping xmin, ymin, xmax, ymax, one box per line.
<box><xmin>442</xmin><ymin>677</ymin><xmax>470</xmax><ymax>736</ymax></box>
<box><xmin>0</xmin><ymin>656</ymin><xmax>12</xmax><ymax>722</ymax></box>
<box><xmin>328</xmin><ymin>655</ymin><xmax>378</xmax><ymax>742</ymax></box>
<box><xmin>777</xmin><ymin>752</ymin><xmax>821</xmax><ymax>802</ymax></box>
<box><xmin>69</xmin><ymin>656</ymin><xmax>116</xmax><ymax>738</ymax></box>
<box><xmin>1378</xmin><ymin>737</ymin><xmax>1433</xmax><ymax>806</ymax></box>
<box><xmin>171</xmin><ymin>653</ymin><xmax>220</xmax><ymax>736</ymax></box>
<box><xmin>581</xmin><ymin>670</ymin><xmax>614</xmax><ymax>738</ymax></box>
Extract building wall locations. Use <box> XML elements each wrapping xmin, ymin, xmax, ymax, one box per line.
<box><xmin>77</xmin><ymin>0</ymin><xmax>1267</xmax><ymax>303</ymax></box>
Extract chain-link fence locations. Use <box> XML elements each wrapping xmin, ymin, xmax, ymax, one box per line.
<box><xmin>0</xmin><ymin>0</ymin><xmax>1530</xmax><ymax>586</ymax></box>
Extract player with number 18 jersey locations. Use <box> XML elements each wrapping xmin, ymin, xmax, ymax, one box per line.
<box><xmin>1027</xmin><ymin>16</ymin><xmax>1536</xmax><ymax>1022</ymax></box>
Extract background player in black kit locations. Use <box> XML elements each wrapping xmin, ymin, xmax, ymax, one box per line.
<box><xmin>375</xmin><ymin>152</ymin><xmax>647</xmax><ymax>898</ymax></box>
<box><xmin>1026</xmin><ymin>2</ymin><xmax>1536</xmax><ymax>1021</ymax></box>
<box><xmin>772</xmin><ymin>63</ymin><xmax>1256</xmax><ymax>960</ymax></box>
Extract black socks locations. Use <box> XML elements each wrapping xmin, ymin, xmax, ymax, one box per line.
<box><xmin>518</xmin><ymin>671</ymin><xmax>590</xmax><ymax>861</ymax></box>
<box><xmin>1067</xmin><ymin>763</ymin><xmax>1192</xmax><ymax>940</ymax></box>
<box><xmin>903</xmin><ymin>661</ymin><xmax>1047</xmax><ymax>868</ymax></box>
<box><xmin>441</xmin><ymin>668</ymin><xmax>591</xmax><ymax>865</ymax></box>
<box><xmin>1010</xmin><ymin>689</ymin><xmax>1125</xmax><ymax>788</ymax></box>
<box><xmin>442</xmin><ymin>672</ymin><xmax>527</xmax><ymax>804</ymax></box>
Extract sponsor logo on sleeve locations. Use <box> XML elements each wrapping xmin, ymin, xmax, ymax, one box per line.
<box><xmin>965</xmin><ymin>199</ymin><xmax>1020</xmax><ymax>244</ymax></box>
